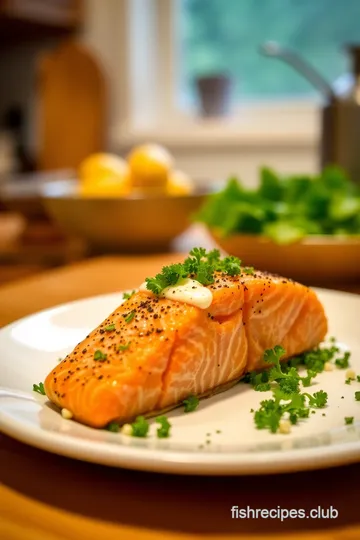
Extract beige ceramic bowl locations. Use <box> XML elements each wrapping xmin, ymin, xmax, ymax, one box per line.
<box><xmin>210</xmin><ymin>230</ymin><xmax>360</xmax><ymax>284</ymax></box>
<box><xmin>41</xmin><ymin>180</ymin><xmax>208</xmax><ymax>252</ymax></box>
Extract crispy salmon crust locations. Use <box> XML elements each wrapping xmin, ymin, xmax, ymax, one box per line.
<box><xmin>44</xmin><ymin>271</ymin><xmax>327</xmax><ymax>427</ymax></box>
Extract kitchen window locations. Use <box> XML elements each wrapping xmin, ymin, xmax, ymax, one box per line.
<box><xmin>179</xmin><ymin>0</ymin><xmax>359</xmax><ymax>104</ymax></box>
<box><xmin>115</xmin><ymin>0</ymin><xmax>360</xmax><ymax>148</ymax></box>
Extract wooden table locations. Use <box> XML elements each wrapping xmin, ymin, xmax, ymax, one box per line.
<box><xmin>0</xmin><ymin>255</ymin><xmax>359</xmax><ymax>540</ymax></box>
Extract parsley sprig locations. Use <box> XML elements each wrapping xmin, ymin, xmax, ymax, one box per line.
<box><xmin>33</xmin><ymin>382</ymin><xmax>46</xmax><ymax>395</ymax></box>
<box><xmin>106</xmin><ymin>416</ymin><xmax>150</xmax><ymax>437</ymax></box>
<box><xmin>131</xmin><ymin>416</ymin><xmax>150</xmax><ymax>437</ymax></box>
<box><xmin>144</xmin><ymin>248</ymin><xmax>242</xmax><ymax>295</ymax></box>
<box><xmin>124</xmin><ymin>310</ymin><xmax>135</xmax><ymax>324</ymax></box>
<box><xmin>183</xmin><ymin>395</ymin><xmax>200</xmax><ymax>413</ymax></box>
<box><xmin>107</xmin><ymin>422</ymin><xmax>120</xmax><ymax>433</ymax></box>
<box><xmin>244</xmin><ymin>345</ymin><xmax>329</xmax><ymax>434</ymax></box>
<box><xmin>123</xmin><ymin>290</ymin><xmax>136</xmax><ymax>300</ymax></box>
<box><xmin>105</xmin><ymin>415</ymin><xmax>171</xmax><ymax>439</ymax></box>
<box><xmin>156</xmin><ymin>416</ymin><xmax>171</xmax><ymax>438</ymax></box>
<box><xmin>94</xmin><ymin>350</ymin><xmax>107</xmax><ymax>361</ymax></box>
<box><xmin>335</xmin><ymin>351</ymin><xmax>351</xmax><ymax>369</ymax></box>
<box><xmin>303</xmin><ymin>390</ymin><xmax>328</xmax><ymax>408</ymax></box>
<box><xmin>105</xmin><ymin>324</ymin><xmax>115</xmax><ymax>332</ymax></box>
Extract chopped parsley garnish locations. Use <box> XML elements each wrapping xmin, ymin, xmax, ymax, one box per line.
<box><xmin>156</xmin><ymin>416</ymin><xmax>171</xmax><ymax>438</ymax></box>
<box><xmin>296</xmin><ymin>344</ymin><xmax>339</xmax><ymax>374</ymax></box>
<box><xmin>145</xmin><ymin>265</ymin><xmax>183</xmax><ymax>295</ymax></box>
<box><xmin>303</xmin><ymin>390</ymin><xmax>328</xmax><ymax>408</ymax></box>
<box><xmin>105</xmin><ymin>324</ymin><xmax>115</xmax><ymax>332</ymax></box>
<box><xmin>243</xmin><ymin>369</ymin><xmax>270</xmax><ymax>389</ymax></box>
<box><xmin>117</xmin><ymin>342</ymin><xmax>131</xmax><ymax>352</ymax></box>
<box><xmin>345</xmin><ymin>378</ymin><xmax>352</xmax><ymax>385</ymax></box>
<box><xmin>33</xmin><ymin>382</ymin><xmax>46</xmax><ymax>395</ymax></box>
<box><xmin>106</xmin><ymin>416</ymin><xmax>168</xmax><ymax>438</ymax></box>
<box><xmin>105</xmin><ymin>417</ymin><xmax>149</xmax><ymax>437</ymax></box>
<box><xmin>144</xmin><ymin>248</ymin><xmax>242</xmax><ymax>295</ymax></box>
<box><xmin>335</xmin><ymin>351</ymin><xmax>351</xmax><ymax>369</ymax></box>
<box><xmin>278</xmin><ymin>376</ymin><xmax>300</xmax><ymax>395</ymax></box>
<box><xmin>355</xmin><ymin>391</ymin><xmax>360</xmax><ymax>401</ymax></box>
<box><xmin>183</xmin><ymin>394</ymin><xmax>200</xmax><ymax>413</ymax></box>
<box><xmin>106</xmin><ymin>422</ymin><xmax>120</xmax><ymax>432</ymax></box>
<box><xmin>254</xmin><ymin>382</ymin><xmax>271</xmax><ymax>392</ymax></box>
<box><xmin>254</xmin><ymin>399</ymin><xmax>282</xmax><ymax>433</ymax></box>
<box><xmin>357</xmin><ymin>375</ymin><xmax>360</xmax><ymax>382</ymax></box>
<box><xmin>221</xmin><ymin>255</ymin><xmax>242</xmax><ymax>276</ymax></box>
<box><xmin>243</xmin><ymin>266</ymin><xmax>255</xmax><ymax>275</ymax></box>
<box><xmin>345</xmin><ymin>417</ymin><xmax>354</xmax><ymax>425</ymax></box>
<box><xmin>94</xmin><ymin>349</ymin><xmax>107</xmax><ymax>361</ymax></box>
<box><xmin>300</xmin><ymin>369</ymin><xmax>317</xmax><ymax>387</ymax></box>
<box><xmin>264</xmin><ymin>346</ymin><xmax>301</xmax><ymax>388</ymax></box>
<box><xmin>123</xmin><ymin>290</ymin><xmax>136</xmax><ymax>300</ymax></box>
<box><xmin>251</xmin><ymin>345</ymin><xmax>328</xmax><ymax>433</ymax></box>
<box><xmin>263</xmin><ymin>345</ymin><xmax>286</xmax><ymax>372</ymax></box>
<box><xmin>254</xmin><ymin>393</ymin><xmax>307</xmax><ymax>432</ymax></box>
<box><xmin>131</xmin><ymin>416</ymin><xmax>149</xmax><ymax>437</ymax></box>
<box><xmin>124</xmin><ymin>310</ymin><xmax>135</xmax><ymax>324</ymax></box>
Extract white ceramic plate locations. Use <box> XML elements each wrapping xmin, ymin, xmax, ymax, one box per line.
<box><xmin>0</xmin><ymin>289</ymin><xmax>359</xmax><ymax>475</ymax></box>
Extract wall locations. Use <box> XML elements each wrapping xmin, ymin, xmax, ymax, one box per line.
<box><xmin>80</xmin><ymin>0</ymin><xmax>127</xmax><ymax>146</ymax></box>
<box><xmin>0</xmin><ymin>0</ymin><xmax>318</xmax><ymax>185</ymax></box>
<box><xmin>162</xmin><ymin>145</ymin><xmax>318</xmax><ymax>187</ymax></box>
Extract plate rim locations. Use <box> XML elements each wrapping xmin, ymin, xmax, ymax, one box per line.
<box><xmin>0</xmin><ymin>287</ymin><xmax>359</xmax><ymax>475</ymax></box>
<box><xmin>1</xmin><ymin>396</ymin><xmax>360</xmax><ymax>475</ymax></box>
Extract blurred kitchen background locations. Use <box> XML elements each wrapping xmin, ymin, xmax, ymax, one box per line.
<box><xmin>0</xmin><ymin>0</ymin><xmax>359</xmax><ymax>286</ymax></box>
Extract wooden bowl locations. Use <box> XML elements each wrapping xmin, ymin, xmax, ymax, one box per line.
<box><xmin>210</xmin><ymin>231</ymin><xmax>360</xmax><ymax>284</ymax></box>
<box><xmin>41</xmin><ymin>180</ymin><xmax>209</xmax><ymax>252</ymax></box>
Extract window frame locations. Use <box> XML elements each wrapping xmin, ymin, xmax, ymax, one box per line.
<box><xmin>112</xmin><ymin>0</ymin><xmax>319</xmax><ymax>150</ymax></box>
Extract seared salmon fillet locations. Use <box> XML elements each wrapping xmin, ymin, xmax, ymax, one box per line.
<box><xmin>44</xmin><ymin>270</ymin><xmax>327</xmax><ymax>428</ymax></box>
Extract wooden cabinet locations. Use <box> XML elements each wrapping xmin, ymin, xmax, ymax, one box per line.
<box><xmin>0</xmin><ymin>0</ymin><xmax>83</xmax><ymax>41</ymax></box>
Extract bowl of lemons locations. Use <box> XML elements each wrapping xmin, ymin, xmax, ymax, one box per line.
<box><xmin>41</xmin><ymin>144</ymin><xmax>208</xmax><ymax>251</ymax></box>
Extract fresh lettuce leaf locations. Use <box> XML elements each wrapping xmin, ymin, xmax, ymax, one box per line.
<box><xmin>195</xmin><ymin>165</ymin><xmax>360</xmax><ymax>244</ymax></box>
<box><xmin>259</xmin><ymin>167</ymin><xmax>284</xmax><ymax>201</ymax></box>
<box><xmin>263</xmin><ymin>222</ymin><xmax>306</xmax><ymax>245</ymax></box>
<box><xmin>329</xmin><ymin>195</ymin><xmax>360</xmax><ymax>222</ymax></box>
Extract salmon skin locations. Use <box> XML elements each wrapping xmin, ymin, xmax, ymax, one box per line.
<box><xmin>44</xmin><ymin>270</ymin><xmax>327</xmax><ymax>428</ymax></box>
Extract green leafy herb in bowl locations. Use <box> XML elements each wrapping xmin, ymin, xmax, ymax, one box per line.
<box><xmin>195</xmin><ymin>166</ymin><xmax>360</xmax><ymax>282</ymax></box>
<box><xmin>196</xmin><ymin>166</ymin><xmax>360</xmax><ymax>243</ymax></box>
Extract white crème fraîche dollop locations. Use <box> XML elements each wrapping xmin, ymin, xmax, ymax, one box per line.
<box><xmin>139</xmin><ymin>277</ymin><xmax>213</xmax><ymax>309</ymax></box>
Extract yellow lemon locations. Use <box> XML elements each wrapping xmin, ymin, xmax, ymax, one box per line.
<box><xmin>167</xmin><ymin>170</ymin><xmax>194</xmax><ymax>195</ymax></box>
<box><xmin>127</xmin><ymin>144</ymin><xmax>173</xmax><ymax>189</ymax></box>
<box><xmin>78</xmin><ymin>153</ymin><xmax>130</xmax><ymax>196</ymax></box>
<box><xmin>79</xmin><ymin>177</ymin><xmax>131</xmax><ymax>197</ymax></box>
